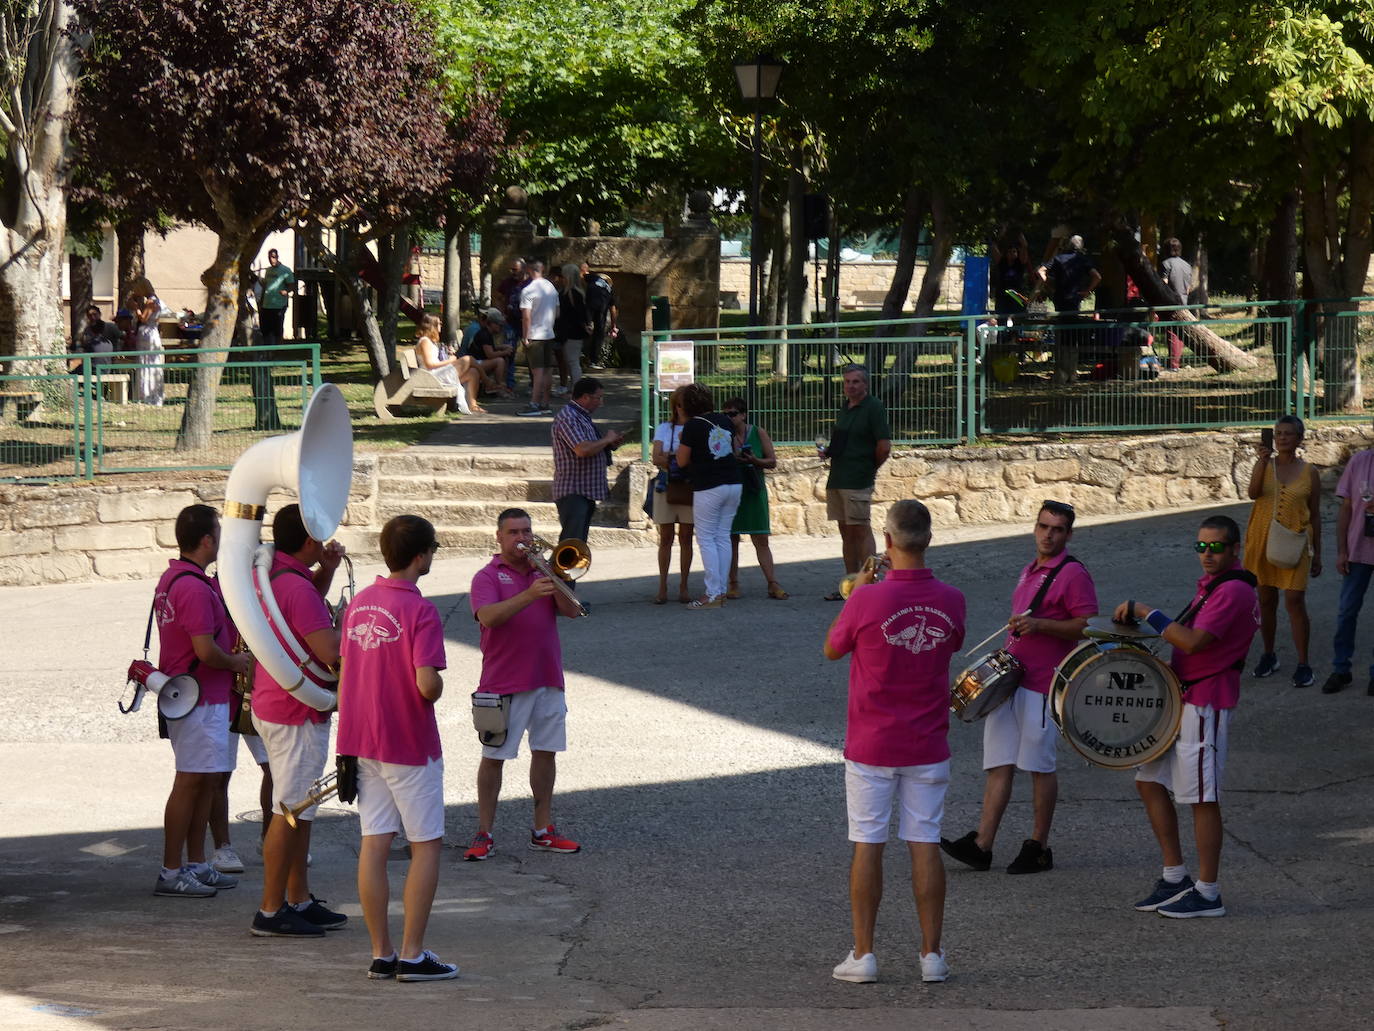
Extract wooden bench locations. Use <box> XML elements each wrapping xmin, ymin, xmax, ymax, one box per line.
<box><xmin>372</xmin><ymin>347</ymin><xmax>468</xmax><ymax>420</ymax></box>
<box><xmin>94</xmin><ymin>372</ymin><xmax>131</xmax><ymax>405</ymax></box>
<box><xmin>0</xmin><ymin>388</ymin><xmax>42</xmax><ymax>421</ymax></box>
<box><xmin>850</xmin><ymin>289</ymin><xmax>893</xmax><ymax>310</ymax></box>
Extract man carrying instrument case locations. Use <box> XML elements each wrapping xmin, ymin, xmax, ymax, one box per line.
<box><xmin>1114</xmin><ymin>513</ymin><xmax>1260</xmax><ymax>918</ymax></box>
<box><xmin>249</xmin><ymin>504</ymin><xmax>347</xmax><ymax>938</ymax></box>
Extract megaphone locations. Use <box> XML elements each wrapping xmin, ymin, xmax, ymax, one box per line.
<box><xmin>122</xmin><ymin>659</ymin><xmax>201</xmax><ymax>720</ymax></box>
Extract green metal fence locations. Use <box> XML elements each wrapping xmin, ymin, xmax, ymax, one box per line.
<box><xmin>642</xmin><ymin>302</ymin><xmax>1372</xmax><ymax>459</ymax></box>
<box><xmin>0</xmin><ymin>344</ymin><xmax>320</xmax><ymax>482</ymax></box>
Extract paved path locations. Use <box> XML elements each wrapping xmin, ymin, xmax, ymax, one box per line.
<box><xmin>1</xmin><ymin>502</ymin><xmax>1371</xmax><ymax>1030</ymax></box>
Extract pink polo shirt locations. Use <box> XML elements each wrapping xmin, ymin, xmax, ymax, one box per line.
<box><xmin>154</xmin><ymin>559</ymin><xmax>236</xmax><ymax>707</ymax></box>
<box><xmin>1172</xmin><ymin>572</ymin><xmax>1260</xmax><ymax>710</ymax></box>
<box><xmin>251</xmin><ymin>551</ymin><xmax>335</xmax><ymax>726</ymax></box>
<box><xmin>827</xmin><ymin>568</ymin><xmax>966</xmax><ymax>767</ymax></box>
<box><xmin>470</xmin><ymin>555</ymin><xmax>564</xmax><ymax>694</ymax></box>
<box><xmin>336</xmin><ymin>576</ymin><xmax>447</xmax><ymax>766</ymax></box>
<box><xmin>1005</xmin><ymin>552</ymin><xmax>1098</xmax><ymax>695</ymax></box>
<box><xmin>1335</xmin><ymin>448</ymin><xmax>1374</xmax><ymax>566</ymax></box>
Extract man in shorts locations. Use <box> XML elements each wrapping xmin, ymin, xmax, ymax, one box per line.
<box><xmin>1114</xmin><ymin>514</ymin><xmax>1259</xmax><ymax>918</ymax></box>
<box><xmin>824</xmin><ymin>500</ymin><xmax>965</xmax><ymax>984</ymax></box>
<box><xmin>338</xmin><ymin>515</ymin><xmax>457</xmax><ymax>981</ymax></box>
<box><xmin>820</xmin><ymin>365</ymin><xmax>891</xmax><ymax>597</ymax></box>
<box><xmin>464</xmin><ymin>508</ymin><xmax>586</xmax><ymax>862</ymax></box>
<box><xmin>249</xmin><ymin>504</ymin><xmax>347</xmax><ymax>938</ymax></box>
<box><xmin>153</xmin><ymin>504</ymin><xmax>253</xmax><ymax>897</ymax></box>
<box><xmin>941</xmin><ymin>500</ymin><xmax>1097</xmax><ymax>875</ymax></box>
<box><xmin>516</xmin><ymin>260</ymin><xmax>560</xmax><ymax>417</ymax></box>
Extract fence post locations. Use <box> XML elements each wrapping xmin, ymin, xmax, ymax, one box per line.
<box><xmin>964</xmin><ymin>316</ymin><xmax>978</xmax><ymax>443</ymax></box>
<box><xmin>81</xmin><ymin>355</ymin><xmax>94</xmax><ymax>479</ymax></box>
<box><xmin>640</xmin><ymin>331</ymin><xmax>653</xmax><ymax>463</ymax></box>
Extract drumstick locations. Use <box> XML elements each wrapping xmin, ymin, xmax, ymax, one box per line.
<box><xmin>962</xmin><ymin>609</ymin><xmax>1032</xmax><ymax>656</ymax></box>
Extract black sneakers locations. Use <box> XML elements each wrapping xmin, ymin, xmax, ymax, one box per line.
<box><xmin>1321</xmin><ymin>672</ymin><xmax>1352</xmax><ymax>694</ymax></box>
<box><xmin>1006</xmin><ymin>838</ymin><xmax>1053</xmax><ymax>874</ymax></box>
<box><xmin>298</xmin><ymin>895</ymin><xmax>348</xmax><ymax>930</ymax></box>
<box><xmin>939</xmin><ymin>831</ymin><xmax>992</xmax><ymax>871</ymax></box>
<box><xmin>368</xmin><ymin>954</ymin><xmax>398</xmax><ymax>980</ymax></box>
<box><xmin>250</xmin><ymin>906</ymin><xmax>325</xmax><ymax>938</ymax></box>
<box><xmin>397</xmin><ymin>950</ymin><xmax>460</xmax><ymax>982</ymax></box>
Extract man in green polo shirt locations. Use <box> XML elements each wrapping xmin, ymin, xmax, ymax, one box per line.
<box><xmin>260</xmin><ymin>248</ymin><xmax>296</xmax><ymax>350</ymax></box>
<box><xmin>821</xmin><ymin>365</ymin><xmax>892</xmax><ymax>598</ymax></box>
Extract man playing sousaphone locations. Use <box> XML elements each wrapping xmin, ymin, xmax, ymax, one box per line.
<box><xmin>942</xmin><ymin>499</ymin><xmax>1097</xmax><ymax>875</ymax></box>
<box><xmin>1113</xmin><ymin>514</ymin><xmax>1259</xmax><ymax>918</ymax></box>
<box><xmin>249</xmin><ymin>504</ymin><xmax>348</xmax><ymax>938</ymax></box>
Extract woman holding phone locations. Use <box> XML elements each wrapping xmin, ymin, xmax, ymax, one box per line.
<box><xmin>1244</xmin><ymin>415</ymin><xmax>1322</xmax><ymax>686</ymax></box>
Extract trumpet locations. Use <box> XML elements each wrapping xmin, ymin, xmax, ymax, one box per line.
<box><xmin>279</xmin><ymin>771</ymin><xmax>338</xmax><ymax>829</ymax></box>
<box><xmin>838</xmin><ymin>553</ymin><xmax>890</xmax><ymax>599</ymax></box>
<box><xmin>330</xmin><ymin>552</ymin><xmax>355</xmax><ymax>628</ymax></box>
<box><xmin>517</xmin><ymin>535</ymin><xmax>591</xmax><ymax>617</ymax></box>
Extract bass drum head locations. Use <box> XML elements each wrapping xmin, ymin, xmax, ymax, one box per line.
<box><xmin>1051</xmin><ymin>641</ymin><xmax>1182</xmax><ymax>770</ymax></box>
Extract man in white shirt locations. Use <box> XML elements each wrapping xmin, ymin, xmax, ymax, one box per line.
<box><xmin>517</xmin><ymin>260</ymin><xmax>560</xmax><ymax>417</ymax></box>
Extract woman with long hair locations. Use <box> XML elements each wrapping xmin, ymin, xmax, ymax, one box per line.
<box><xmin>675</xmin><ymin>382</ymin><xmax>742</xmax><ymax>609</ymax></box>
<box><xmin>723</xmin><ymin>397</ymin><xmax>787</xmax><ymax>600</ymax></box>
<box><xmin>650</xmin><ymin>385</ymin><xmax>695</xmax><ymax>604</ymax></box>
<box><xmin>414</xmin><ymin>313</ymin><xmax>483</xmax><ymax>414</ymax></box>
<box><xmin>1245</xmin><ymin>414</ymin><xmax>1322</xmax><ymax>686</ymax></box>
<box><xmin>553</xmin><ymin>263</ymin><xmax>588</xmax><ymax>393</ymax></box>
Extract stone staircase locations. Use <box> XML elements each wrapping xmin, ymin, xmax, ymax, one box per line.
<box><xmin>369</xmin><ymin>449</ymin><xmax>652</xmax><ymax>553</ymax></box>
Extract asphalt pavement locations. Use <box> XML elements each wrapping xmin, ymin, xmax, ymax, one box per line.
<box><xmin>1</xmin><ymin>500</ymin><xmax>1371</xmax><ymax>1030</ymax></box>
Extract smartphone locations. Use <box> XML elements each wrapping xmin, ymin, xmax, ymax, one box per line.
<box><xmin>1260</xmin><ymin>428</ymin><xmax>1273</xmax><ymax>449</ymax></box>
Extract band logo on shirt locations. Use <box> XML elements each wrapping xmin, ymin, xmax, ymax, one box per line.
<box><xmin>154</xmin><ymin>592</ymin><xmax>175</xmax><ymax>626</ymax></box>
<box><xmin>346</xmin><ymin>604</ymin><xmax>402</xmax><ymax>651</ymax></box>
<box><xmin>497</xmin><ymin>571</ymin><xmax>514</xmax><ymax>584</ymax></box>
<box><xmin>880</xmin><ymin>605</ymin><xmax>954</xmax><ymax>656</ymax></box>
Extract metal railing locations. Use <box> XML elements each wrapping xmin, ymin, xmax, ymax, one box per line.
<box><xmin>641</xmin><ymin>301</ymin><xmax>1372</xmax><ymax>459</ymax></box>
<box><xmin>1</xmin><ymin>344</ymin><xmax>320</xmax><ymax>482</ymax></box>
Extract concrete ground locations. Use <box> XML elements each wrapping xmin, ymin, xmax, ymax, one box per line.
<box><xmin>1</xmin><ymin>500</ymin><xmax>1372</xmax><ymax>1030</ymax></box>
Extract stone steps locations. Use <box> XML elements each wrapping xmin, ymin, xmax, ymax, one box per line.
<box><xmin>376</xmin><ymin>498</ymin><xmax>630</xmax><ymax>527</ymax></box>
<box><xmin>434</xmin><ymin>526</ymin><xmax>648</xmax><ymax>551</ymax></box>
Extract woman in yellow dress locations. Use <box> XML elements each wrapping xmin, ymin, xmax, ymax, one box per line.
<box><xmin>1244</xmin><ymin>415</ymin><xmax>1322</xmax><ymax>686</ymax></box>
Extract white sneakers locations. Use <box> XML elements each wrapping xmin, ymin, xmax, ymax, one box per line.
<box><xmin>832</xmin><ymin>951</ymin><xmax>878</xmax><ymax>983</ymax></box>
<box><xmin>831</xmin><ymin>948</ymin><xmax>950</xmax><ymax>984</ymax></box>
<box><xmin>210</xmin><ymin>846</ymin><xmax>244</xmax><ymax>873</ymax></box>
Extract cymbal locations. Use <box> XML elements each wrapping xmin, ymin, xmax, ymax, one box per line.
<box><xmin>1083</xmin><ymin>616</ymin><xmax>1160</xmax><ymax>641</ymax></box>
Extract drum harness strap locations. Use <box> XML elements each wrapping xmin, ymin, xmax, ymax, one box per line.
<box><xmin>1172</xmin><ymin>569</ymin><xmax>1259</xmax><ymax>697</ymax></box>
<box><xmin>1021</xmin><ymin>555</ymin><xmax>1083</xmax><ymax>728</ymax></box>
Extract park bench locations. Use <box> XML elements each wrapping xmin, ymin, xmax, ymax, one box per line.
<box><xmin>372</xmin><ymin>346</ymin><xmax>469</xmax><ymax>420</ymax></box>
<box><xmin>850</xmin><ymin>289</ymin><xmax>891</xmax><ymax>310</ymax></box>
<box><xmin>95</xmin><ymin>372</ymin><xmax>131</xmax><ymax>404</ymax></box>
<box><xmin>0</xmin><ymin>387</ymin><xmax>42</xmax><ymax>421</ymax></box>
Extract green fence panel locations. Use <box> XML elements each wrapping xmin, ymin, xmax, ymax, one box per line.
<box><xmin>0</xmin><ymin>355</ymin><xmax>91</xmax><ymax>481</ymax></box>
<box><xmin>1305</xmin><ymin>308</ymin><xmax>1374</xmax><ymax>421</ymax></box>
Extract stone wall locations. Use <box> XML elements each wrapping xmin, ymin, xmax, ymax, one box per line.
<box><xmin>7</xmin><ymin>427</ymin><xmax>1371</xmax><ymax>587</ymax></box>
<box><xmin>719</xmin><ymin>257</ymin><xmax>967</xmax><ymax>312</ymax></box>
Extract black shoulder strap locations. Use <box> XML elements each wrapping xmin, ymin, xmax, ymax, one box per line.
<box><xmin>146</xmin><ymin>569</ymin><xmax>215</xmax><ymax>672</ymax></box>
<box><xmin>1176</xmin><ymin>569</ymin><xmax>1257</xmax><ymax>627</ymax></box>
<box><xmin>1027</xmin><ymin>555</ymin><xmax>1082</xmax><ymax>616</ymax></box>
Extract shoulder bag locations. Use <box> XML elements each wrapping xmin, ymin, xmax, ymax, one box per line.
<box><xmin>1265</xmin><ymin>458</ymin><xmax>1308</xmax><ymax>569</ymax></box>
<box><xmin>664</xmin><ymin>424</ymin><xmax>693</xmax><ymax>506</ymax></box>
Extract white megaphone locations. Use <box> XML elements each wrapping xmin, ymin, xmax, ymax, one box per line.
<box><xmin>219</xmin><ymin>383</ymin><xmax>353</xmax><ymax>712</ymax></box>
<box><xmin>123</xmin><ymin>659</ymin><xmax>201</xmax><ymax>720</ymax></box>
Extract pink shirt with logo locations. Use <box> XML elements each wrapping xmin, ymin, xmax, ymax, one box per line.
<box><xmin>1005</xmin><ymin>553</ymin><xmax>1098</xmax><ymax>695</ymax></box>
<box><xmin>470</xmin><ymin>555</ymin><xmax>564</xmax><ymax>694</ymax></box>
<box><xmin>827</xmin><ymin>568</ymin><xmax>966</xmax><ymax>767</ymax></box>
<box><xmin>251</xmin><ymin>551</ymin><xmax>335</xmax><ymax>726</ymax></box>
<box><xmin>336</xmin><ymin>577</ymin><xmax>447</xmax><ymax>766</ymax></box>
<box><xmin>1335</xmin><ymin>448</ymin><xmax>1374</xmax><ymax>566</ymax></box>
<box><xmin>154</xmin><ymin>559</ymin><xmax>236</xmax><ymax>706</ymax></box>
<box><xmin>1171</xmin><ymin>571</ymin><xmax>1260</xmax><ymax>710</ymax></box>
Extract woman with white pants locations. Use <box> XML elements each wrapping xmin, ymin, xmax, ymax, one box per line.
<box><xmin>676</xmin><ymin>382</ymin><xmax>742</xmax><ymax>609</ymax></box>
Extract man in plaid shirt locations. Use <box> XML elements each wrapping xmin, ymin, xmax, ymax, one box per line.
<box><xmin>551</xmin><ymin>378</ymin><xmax>624</xmax><ymax>544</ymax></box>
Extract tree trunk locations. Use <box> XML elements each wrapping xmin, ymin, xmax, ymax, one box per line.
<box><xmin>116</xmin><ymin>220</ymin><xmax>146</xmax><ymax>309</ymax></box>
<box><xmin>68</xmin><ymin>254</ymin><xmax>92</xmax><ymax>348</ymax></box>
<box><xmin>786</xmin><ymin>163</ymin><xmax>810</xmax><ymax>328</ymax></box>
<box><xmin>825</xmin><ymin>207</ymin><xmax>841</xmax><ymax>323</ymax></box>
<box><xmin>882</xmin><ymin>187</ymin><xmax>952</xmax><ymax>404</ymax></box>
<box><xmin>0</xmin><ymin>0</ymin><xmax>79</xmax><ymax>361</ymax></box>
<box><xmin>763</xmin><ymin>194</ymin><xmax>787</xmax><ymax>331</ymax></box>
<box><xmin>1106</xmin><ymin>216</ymin><xmax>1258</xmax><ymax>371</ymax></box>
<box><xmin>1191</xmin><ymin>231</ymin><xmax>1209</xmax><ymax>306</ymax></box>
<box><xmin>232</xmin><ymin>252</ymin><xmax>280</xmax><ymax>431</ymax></box>
<box><xmin>459</xmin><ymin>224</ymin><xmax>474</xmax><ymax>314</ymax></box>
<box><xmin>314</xmin><ymin>236</ymin><xmax>391</xmax><ymax>380</ymax></box>
<box><xmin>880</xmin><ymin>185</ymin><xmax>926</xmax><ymax>324</ymax></box>
<box><xmin>442</xmin><ymin>211</ymin><xmax>463</xmax><ymax>348</ymax></box>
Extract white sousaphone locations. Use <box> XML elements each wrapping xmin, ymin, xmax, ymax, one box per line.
<box><xmin>219</xmin><ymin>383</ymin><xmax>353</xmax><ymax>712</ymax></box>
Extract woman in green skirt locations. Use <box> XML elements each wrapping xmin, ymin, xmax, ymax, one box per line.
<box><xmin>725</xmin><ymin>398</ymin><xmax>788</xmax><ymax>600</ymax></box>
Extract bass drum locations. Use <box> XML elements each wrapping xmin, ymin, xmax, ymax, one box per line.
<box><xmin>1050</xmin><ymin>640</ymin><xmax>1183</xmax><ymax>770</ymax></box>
<box><xmin>950</xmin><ymin>649</ymin><xmax>1023</xmax><ymax>723</ymax></box>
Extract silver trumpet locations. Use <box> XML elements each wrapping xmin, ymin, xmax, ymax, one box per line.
<box><xmin>517</xmin><ymin>535</ymin><xmax>590</xmax><ymax>617</ymax></box>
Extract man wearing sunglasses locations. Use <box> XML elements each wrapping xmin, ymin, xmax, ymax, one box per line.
<box><xmin>1112</xmin><ymin>514</ymin><xmax>1259</xmax><ymax>919</ymax></box>
<box><xmin>942</xmin><ymin>499</ymin><xmax>1096</xmax><ymax>876</ymax></box>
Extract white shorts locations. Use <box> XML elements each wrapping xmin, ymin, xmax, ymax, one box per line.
<box><xmin>356</xmin><ymin>756</ymin><xmax>445</xmax><ymax>842</ymax></box>
<box><xmin>166</xmin><ymin>702</ymin><xmax>234</xmax><ymax>773</ymax></box>
<box><xmin>845</xmin><ymin>759</ymin><xmax>950</xmax><ymax>843</ymax></box>
<box><xmin>1135</xmin><ymin>704</ymin><xmax>1230</xmax><ymax>804</ymax></box>
<box><xmin>234</xmin><ymin>729</ymin><xmax>269</xmax><ymax>767</ymax></box>
<box><xmin>256</xmin><ymin>718</ymin><xmax>332</xmax><ymax>821</ymax></box>
<box><xmin>482</xmin><ymin>687</ymin><xmax>567</xmax><ymax>761</ymax></box>
<box><xmin>982</xmin><ymin>686</ymin><xmax>1059</xmax><ymax>773</ymax></box>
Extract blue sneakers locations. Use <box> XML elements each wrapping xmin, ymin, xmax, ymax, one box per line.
<box><xmin>1133</xmin><ymin>876</ymin><xmax>1195</xmax><ymax>912</ymax></box>
<box><xmin>1156</xmin><ymin>887</ymin><xmax>1226</xmax><ymax>919</ymax></box>
<box><xmin>1253</xmin><ymin>653</ymin><xmax>1279</xmax><ymax>677</ymax></box>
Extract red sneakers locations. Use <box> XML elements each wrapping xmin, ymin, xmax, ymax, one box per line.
<box><xmin>463</xmin><ymin>831</ymin><xmax>494</xmax><ymax>861</ymax></box>
<box><xmin>528</xmin><ymin>824</ymin><xmax>580</xmax><ymax>854</ymax></box>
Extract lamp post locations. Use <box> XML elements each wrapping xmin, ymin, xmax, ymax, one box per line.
<box><xmin>734</xmin><ymin>54</ymin><xmax>782</xmax><ymax>405</ymax></box>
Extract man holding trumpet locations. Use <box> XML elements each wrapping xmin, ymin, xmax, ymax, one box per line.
<box><xmin>249</xmin><ymin>504</ymin><xmax>347</xmax><ymax>939</ymax></box>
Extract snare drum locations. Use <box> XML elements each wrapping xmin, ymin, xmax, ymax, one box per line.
<box><xmin>1050</xmin><ymin>640</ymin><xmax>1183</xmax><ymax>769</ymax></box>
<box><xmin>951</xmin><ymin>649</ymin><xmax>1024</xmax><ymax>723</ymax></box>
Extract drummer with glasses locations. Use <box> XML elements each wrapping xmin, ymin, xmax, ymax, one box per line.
<box><xmin>942</xmin><ymin>499</ymin><xmax>1096</xmax><ymax>876</ymax></box>
<box><xmin>1112</xmin><ymin>514</ymin><xmax>1259</xmax><ymax>919</ymax></box>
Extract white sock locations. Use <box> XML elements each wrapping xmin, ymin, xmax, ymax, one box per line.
<box><xmin>1163</xmin><ymin>864</ymin><xmax>1189</xmax><ymax>884</ymax></box>
<box><xmin>533</xmin><ymin>826</ymin><xmax>549</xmax><ymax>837</ymax></box>
<box><xmin>290</xmin><ymin>900</ymin><xmax>311</xmax><ymax>912</ymax></box>
<box><xmin>260</xmin><ymin>909</ymin><xmax>278</xmax><ymax>919</ymax></box>
<box><xmin>375</xmin><ymin>951</ymin><xmax>397</xmax><ymax>962</ymax></box>
<box><xmin>400</xmin><ymin>953</ymin><xmax>424</xmax><ymax>964</ymax></box>
<box><xmin>191</xmin><ymin>862</ymin><xmax>212</xmax><ymax>875</ymax></box>
<box><xmin>1194</xmin><ymin>879</ymin><xmax>1220</xmax><ymax>901</ymax></box>
<box><xmin>161</xmin><ymin>867</ymin><xmax>180</xmax><ymax>879</ymax></box>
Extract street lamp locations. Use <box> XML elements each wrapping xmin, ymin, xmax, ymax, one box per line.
<box><xmin>734</xmin><ymin>54</ymin><xmax>782</xmax><ymax>404</ymax></box>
